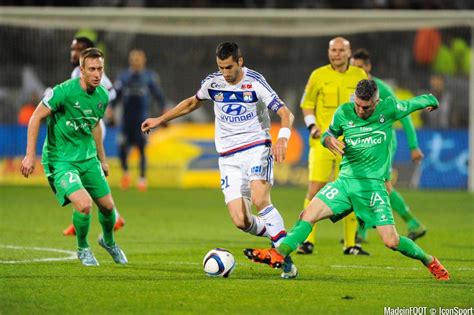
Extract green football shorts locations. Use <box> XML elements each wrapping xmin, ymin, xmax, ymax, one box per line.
<box><xmin>316</xmin><ymin>177</ymin><xmax>394</xmax><ymax>229</ymax></box>
<box><xmin>43</xmin><ymin>157</ymin><xmax>111</xmax><ymax>206</ymax></box>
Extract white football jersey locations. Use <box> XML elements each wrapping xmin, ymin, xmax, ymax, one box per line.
<box><xmin>196</xmin><ymin>67</ymin><xmax>285</xmax><ymax>156</ymax></box>
<box><xmin>71</xmin><ymin>66</ymin><xmax>116</xmax><ymax>102</ymax></box>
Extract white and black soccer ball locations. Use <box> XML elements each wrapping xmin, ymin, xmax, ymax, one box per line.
<box><xmin>202</xmin><ymin>248</ymin><xmax>235</xmax><ymax>278</ymax></box>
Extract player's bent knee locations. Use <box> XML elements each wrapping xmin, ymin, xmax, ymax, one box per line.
<box><xmin>76</xmin><ymin>200</ymin><xmax>93</xmax><ymax>215</ymax></box>
<box><xmin>300</xmin><ymin>198</ymin><xmax>333</xmax><ymax>224</ymax></box>
<box><xmin>383</xmin><ymin>237</ymin><xmax>400</xmax><ymax>249</ymax></box>
<box><xmin>232</xmin><ymin>216</ymin><xmax>250</xmax><ymax>231</ymax></box>
<box><xmin>99</xmin><ymin>206</ymin><xmax>114</xmax><ymax>214</ymax></box>
<box><xmin>96</xmin><ymin>195</ymin><xmax>115</xmax><ymax>212</ymax></box>
<box><xmin>252</xmin><ymin>199</ymin><xmax>269</xmax><ymax>211</ymax></box>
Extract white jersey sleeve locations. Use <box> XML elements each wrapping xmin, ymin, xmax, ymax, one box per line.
<box><xmin>71</xmin><ymin>66</ymin><xmax>81</xmax><ymax>79</ymax></box>
<box><xmin>100</xmin><ymin>73</ymin><xmax>116</xmax><ymax>102</ymax></box>
<box><xmin>196</xmin><ymin>72</ymin><xmax>219</xmax><ymax>101</ymax></box>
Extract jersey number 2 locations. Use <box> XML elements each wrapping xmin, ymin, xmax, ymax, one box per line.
<box><xmin>65</xmin><ymin>172</ymin><xmax>78</xmax><ymax>184</ymax></box>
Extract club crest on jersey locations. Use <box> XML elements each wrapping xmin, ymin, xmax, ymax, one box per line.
<box><xmin>347</xmin><ymin>120</ymin><xmax>355</xmax><ymax>127</ymax></box>
<box><xmin>97</xmin><ymin>102</ymin><xmax>103</xmax><ymax>110</ymax></box>
<box><xmin>379</xmin><ymin>114</ymin><xmax>385</xmax><ymax>123</ymax></box>
<box><xmin>243</xmin><ymin>91</ymin><xmax>253</xmax><ymax>102</ymax></box>
<box><xmin>214</xmin><ymin>92</ymin><xmax>224</xmax><ymax>102</ymax></box>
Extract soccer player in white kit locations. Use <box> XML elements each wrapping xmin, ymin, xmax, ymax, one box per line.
<box><xmin>141</xmin><ymin>42</ymin><xmax>297</xmax><ymax>278</ymax></box>
<box><xmin>62</xmin><ymin>37</ymin><xmax>126</xmax><ymax>236</ymax></box>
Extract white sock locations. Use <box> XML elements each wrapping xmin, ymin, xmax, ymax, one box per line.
<box><xmin>258</xmin><ymin>204</ymin><xmax>287</xmax><ymax>247</ymax></box>
<box><xmin>244</xmin><ymin>215</ymin><xmax>269</xmax><ymax>237</ymax></box>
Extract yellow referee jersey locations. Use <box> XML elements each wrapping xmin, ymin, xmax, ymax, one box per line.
<box><xmin>300</xmin><ymin>64</ymin><xmax>367</xmax><ymax>146</ymax></box>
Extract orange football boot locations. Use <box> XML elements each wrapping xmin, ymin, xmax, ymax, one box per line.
<box><xmin>427</xmin><ymin>257</ymin><xmax>449</xmax><ymax>281</ymax></box>
<box><xmin>114</xmin><ymin>216</ymin><xmax>126</xmax><ymax>231</ymax></box>
<box><xmin>62</xmin><ymin>224</ymin><xmax>76</xmax><ymax>236</ymax></box>
<box><xmin>120</xmin><ymin>174</ymin><xmax>131</xmax><ymax>190</ymax></box>
<box><xmin>243</xmin><ymin>248</ymin><xmax>285</xmax><ymax>268</ymax></box>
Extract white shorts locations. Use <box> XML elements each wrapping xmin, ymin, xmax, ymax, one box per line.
<box><xmin>218</xmin><ymin>145</ymin><xmax>274</xmax><ymax>204</ymax></box>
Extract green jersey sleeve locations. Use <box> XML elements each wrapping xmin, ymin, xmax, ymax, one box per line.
<box><xmin>42</xmin><ymin>84</ymin><xmax>66</xmax><ymax>112</ymax></box>
<box><xmin>388</xmin><ymin>94</ymin><xmax>439</xmax><ymax>121</ymax></box>
<box><xmin>373</xmin><ymin>77</ymin><xmax>420</xmax><ymax>150</ymax></box>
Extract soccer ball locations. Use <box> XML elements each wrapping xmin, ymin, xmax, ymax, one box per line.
<box><xmin>202</xmin><ymin>248</ymin><xmax>235</xmax><ymax>278</ymax></box>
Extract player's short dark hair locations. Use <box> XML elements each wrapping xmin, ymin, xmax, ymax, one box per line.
<box><xmin>355</xmin><ymin>79</ymin><xmax>378</xmax><ymax>101</ymax></box>
<box><xmin>74</xmin><ymin>37</ymin><xmax>95</xmax><ymax>49</ymax></box>
<box><xmin>216</xmin><ymin>42</ymin><xmax>241</xmax><ymax>62</ymax></box>
<box><xmin>80</xmin><ymin>47</ymin><xmax>104</xmax><ymax>67</ymax></box>
<box><xmin>352</xmin><ymin>48</ymin><xmax>371</xmax><ymax>65</ymax></box>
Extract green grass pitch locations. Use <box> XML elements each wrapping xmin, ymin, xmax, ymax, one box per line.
<box><xmin>0</xmin><ymin>185</ymin><xmax>473</xmax><ymax>314</ymax></box>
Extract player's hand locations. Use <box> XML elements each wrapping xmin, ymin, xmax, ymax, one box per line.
<box><xmin>324</xmin><ymin>136</ymin><xmax>345</xmax><ymax>156</ymax></box>
<box><xmin>273</xmin><ymin>138</ymin><xmax>288</xmax><ymax>163</ymax></box>
<box><xmin>101</xmin><ymin>161</ymin><xmax>110</xmax><ymax>177</ymax></box>
<box><xmin>410</xmin><ymin>148</ymin><xmax>424</xmax><ymax>164</ymax></box>
<box><xmin>426</xmin><ymin>106</ymin><xmax>437</xmax><ymax>112</ymax></box>
<box><xmin>310</xmin><ymin>125</ymin><xmax>321</xmax><ymax>139</ymax></box>
<box><xmin>141</xmin><ymin>118</ymin><xmax>161</xmax><ymax>134</ymax></box>
<box><xmin>20</xmin><ymin>155</ymin><xmax>36</xmax><ymax>178</ymax></box>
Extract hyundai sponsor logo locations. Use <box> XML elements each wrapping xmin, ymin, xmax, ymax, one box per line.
<box><xmin>222</xmin><ymin>104</ymin><xmax>247</xmax><ymax>116</ymax></box>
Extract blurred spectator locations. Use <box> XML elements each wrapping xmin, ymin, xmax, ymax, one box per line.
<box><xmin>18</xmin><ymin>91</ymin><xmax>40</xmax><ymax>126</ymax></box>
<box><xmin>413</xmin><ymin>28</ymin><xmax>441</xmax><ymax>65</ymax></box>
<box><xmin>432</xmin><ymin>45</ymin><xmax>456</xmax><ymax>76</ymax></box>
<box><xmin>421</xmin><ymin>74</ymin><xmax>453</xmax><ymax>129</ymax></box>
<box><xmin>450</xmin><ymin>37</ymin><xmax>470</xmax><ymax>76</ymax></box>
<box><xmin>112</xmin><ymin>49</ymin><xmax>166</xmax><ymax>191</ymax></box>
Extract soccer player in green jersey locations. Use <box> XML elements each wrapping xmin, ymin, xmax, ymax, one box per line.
<box><xmin>20</xmin><ymin>48</ymin><xmax>128</xmax><ymax>267</ymax></box>
<box><xmin>244</xmin><ymin>79</ymin><xmax>449</xmax><ymax>281</ymax></box>
<box><xmin>351</xmin><ymin>48</ymin><xmax>426</xmax><ymax>242</ymax></box>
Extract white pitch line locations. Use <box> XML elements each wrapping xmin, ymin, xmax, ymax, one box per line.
<box><xmin>164</xmin><ymin>261</ymin><xmax>474</xmax><ymax>272</ymax></box>
<box><xmin>0</xmin><ymin>245</ymin><xmax>76</xmax><ymax>264</ymax></box>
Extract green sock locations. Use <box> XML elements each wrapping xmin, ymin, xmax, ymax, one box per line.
<box><xmin>99</xmin><ymin>208</ymin><xmax>116</xmax><ymax>246</ymax></box>
<box><xmin>278</xmin><ymin>220</ymin><xmax>313</xmax><ymax>256</ymax></box>
<box><xmin>390</xmin><ymin>189</ymin><xmax>421</xmax><ymax>231</ymax></box>
<box><xmin>395</xmin><ymin>236</ymin><xmax>432</xmax><ymax>265</ymax></box>
<box><xmin>72</xmin><ymin>210</ymin><xmax>91</xmax><ymax>249</ymax></box>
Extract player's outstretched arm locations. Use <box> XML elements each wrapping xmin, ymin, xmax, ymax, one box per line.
<box><xmin>141</xmin><ymin>95</ymin><xmax>202</xmax><ymax>134</ymax></box>
<box><xmin>20</xmin><ymin>102</ymin><xmax>51</xmax><ymax>178</ymax></box>
<box><xmin>393</xmin><ymin>94</ymin><xmax>439</xmax><ymax>121</ymax></box>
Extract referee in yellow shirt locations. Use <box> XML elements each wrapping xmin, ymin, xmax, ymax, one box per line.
<box><xmin>298</xmin><ymin>37</ymin><xmax>369</xmax><ymax>255</ymax></box>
